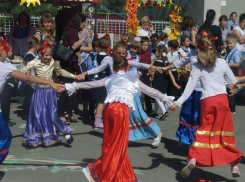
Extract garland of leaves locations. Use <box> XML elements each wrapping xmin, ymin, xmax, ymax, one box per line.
<box><xmin>169</xmin><ymin>5</ymin><xmax>183</xmax><ymax>40</ymax></box>
<box><xmin>139</xmin><ymin>0</ymin><xmax>175</xmax><ymax>10</ymax></box>
<box><xmin>125</xmin><ymin>0</ymin><xmax>140</xmax><ymax>35</ymax></box>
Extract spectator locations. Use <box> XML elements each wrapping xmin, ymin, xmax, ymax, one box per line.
<box><xmin>226</xmin><ymin>12</ymin><xmax>239</xmax><ymax>34</ymax></box>
<box><xmin>182</xmin><ymin>16</ymin><xmax>198</xmax><ymax>48</ymax></box>
<box><xmin>58</xmin><ymin>13</ymin><xmax>93</xmax><ymax>123</ymax></box>
<box><xmin>198</xmin><ymin>9</ymin><xmax>223</xmax><ymax>52</ymax></box>
<box><xmin>137</xmin><ymin>16</ymin><xmax>155</xmax><ymax>38</ymax></box>
<box><xmin>34</xmin><ymin>12</ymin><xmax>55</xmax><ymax>44</ymax></box>
<box><xmin>219</xmin><ymin>15</ymin><xmax>229</xmax><ymax>50</ymax></box>
<box><xmin>234</xmin><ymin>13</ymin><xmax>245</xmax><ymax>58</ymax></box>
<box><xmin>182</xmin><ymin>16</ymin><xmax>194</xmax><ymax>38</ymax></box>
<box><xmin>225</xmin><ymin>35</ymin><xmax>242</xmax><ymax>114</ymax></box>
<box><xmin>8</xmin><ymin>12</ymin><xmax>35</xmax><ymax>57</ymax></box>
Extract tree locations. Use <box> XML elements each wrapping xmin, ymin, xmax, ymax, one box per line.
<box><xmin>98</xmin><ymin>0</ymin><xmax>127</xmax><ymax>13</ymax></box>
<box><xmin>0</xmin><ymin>2</ymin><xmax>57</xmax><ymax>25</ymax></box>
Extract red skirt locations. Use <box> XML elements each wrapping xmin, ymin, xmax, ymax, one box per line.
<box><xmin>88</xmin><ymin>102</ymin><xmax>138</xmax><ymax>182</ymax></box>
<box><xmin>187</xmin><ymin>94</ymin><xmax>243</xmax><ymax>167</ymax></box>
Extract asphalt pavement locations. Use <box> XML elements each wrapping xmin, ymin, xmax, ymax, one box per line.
<box><xmin>0</xmin><ymin>101</ymin><xmax>244</xmax><ymax>182</ymax></box>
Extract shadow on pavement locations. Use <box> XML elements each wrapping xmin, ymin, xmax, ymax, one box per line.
<box><xmin>82</xmin><ymin>158</ymin><xmax>96</xmax><ymax>165</ymax></box>
<box><xmin>78</xmin><ymin>115</ymin><xmax>93</xmax><ymax>127</ymax></box>
<box><xmin>176</xmin><ymin>168</ymin><xmax>237</xmax><ymax>182</ymax></box>
<box><xmin>134</xmin><ymin>152</ymin><xmax>235</xmax><ymax>182</ymax></box>
<box><xmin>161</xmin><ymin>137</ymin><xmax>189</xmax><ymax>157</ymax></box>
<box><xmin>240</xmin><ymin>155</ymin><xmax>245</xmax><ymax>164</ymax></box>
<box><xmin>128</xmin><ymin>141</ymin><xmax>152</xmax><ymax>148</ymax></box>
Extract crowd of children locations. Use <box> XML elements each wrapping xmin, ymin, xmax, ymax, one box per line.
<box><xmin>1</xmin><ymin>11</ymin><xmax>245</xmax><ymax>182</ymax></box>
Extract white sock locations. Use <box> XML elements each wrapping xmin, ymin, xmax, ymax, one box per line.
<box><xmin>154</xmin><ymin>100</ymin><xmax>159</xmax><ymax>114</ymax></box>
<box><xmin>156</xmin><ymin>98</ymin><xmax>166</xmax><ymax>114</ymax></box>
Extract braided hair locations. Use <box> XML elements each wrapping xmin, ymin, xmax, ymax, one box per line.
<box><xmin>196</xmin><ymin>31</ymin><xmax>218</xmax><ymax>67</ymax></box>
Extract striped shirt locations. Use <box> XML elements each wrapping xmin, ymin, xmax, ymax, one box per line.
<box><xmin>78</xmin><ymin>30</ymin><xmax>93</xmax><ymax>47</ymax></box>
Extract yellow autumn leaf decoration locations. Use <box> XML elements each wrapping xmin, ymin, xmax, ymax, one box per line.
<box><xmin>20</xmin><ymin>0</ymin><xmax>43</xmax><ymax>7</ymax></box>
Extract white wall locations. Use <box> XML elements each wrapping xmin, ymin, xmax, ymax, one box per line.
<box><xmin>203</xmin><ymin>0</ymin><xmax>222</xmax><ymax>25</ymax></box>
<box><xmin>221</xmin><ymin>0</ymin><xmax>245</xmax><ymax>21</ymax></box>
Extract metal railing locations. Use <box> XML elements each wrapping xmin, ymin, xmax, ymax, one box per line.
<box><xmin>0</xmin><ymin>14</ymin><xmax>170</xmax><ymax>42</ymax></box>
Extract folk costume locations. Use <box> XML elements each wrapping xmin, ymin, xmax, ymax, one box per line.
<box><xmin>66</xmin><ymin>70</ymin><xmax>173</xmax><ymax>182</ymax></box>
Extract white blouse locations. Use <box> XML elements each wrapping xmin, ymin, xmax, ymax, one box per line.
<box><xmin>176</xmin><ymin>58</ymin><xmax>237</xmax><ymax>107</ymax></box>
<box><xmin>66</xmin><ymin>71</ymin><xmax>174</xmax><ymax>111</ymax></box>
<box><xmin>173</xmin><ymin>49</ymin><xmax>202</xmax><ymax>91</ymax></box>
<box><xmin>0</xmin><ymin>62</ymin><xmax>17</xmax><ymax>111</ymax></box>
<box><xmin>126</xmin><ymin>51</ymin><xmax>141</xmax><ymax>78</ymax></box>
<box><xmin>87</xmin><ymin>56</ymin><xmax>150</xmax><ymax>76</ymax></box>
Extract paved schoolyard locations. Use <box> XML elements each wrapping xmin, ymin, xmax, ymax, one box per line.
<box><xmin>0</xmin><ymin>101</ymin><xmax>244</xmax><ymax>182</ymax></box>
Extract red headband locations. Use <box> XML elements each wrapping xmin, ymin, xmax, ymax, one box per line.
<box><xmin>0</xmin><ymin>38</ymin><xmax>10</xmax><ymax>53</ymax></box>
<box><xmin>100</xmin><ymin>42</ymin><xmax>113</xmax><ymax>55</ymax></box>
<box><xmin>198</xmin><ymin>41</ymin><xmax>212</xmax><ymax>51</ymax></box>
<box><xmin>104</xmin><ymin>33</ymin><xmax>110</xmax><ymax>39</ymax></box>
<box><xmin>40</xmin><ymin>41</ymin><xmax>52</xmax><ymax>54</ymax></box>
<box><xmin>113</xmin><ymin>64</ymin><xmax>128</xmax><ymax>72</ymax></box>
<box><xmin>115</xmin><ymin>52</ymin><xmax>121</xmax><ymax>57</ymax></box>
<box><xmin>201</xmin><ymin>30</ymin><xmax>218</xmax><ymax>41</ymax></box>
<box><xmin>201</xmin><ymin>30</ymin><xmax>208</xmax><ymax>37</ymax></box>
<box><xmin>94</xmin><ymin>33</ymin><xmax>99</xmax><ymax>39</ymax></box>
<box><xmin>121</xmin><ymin>39</ymin><xmax>127</xmax><ymax>43</ymax></box>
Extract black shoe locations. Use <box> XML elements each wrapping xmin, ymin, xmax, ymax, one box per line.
<box><xmin>24</xmin><ymin>143</ymin><xmax>37</xmax><ymax>149</ymax></box>
<box><xmin>65</xmin><ymin>134</ymin><xmax>74</xmax><ymax>144</ymax></box>
<box><xmin>150</xmin><ymin>113</ymin><xmax>159</xmax><ymax>118</ymax></box>
<box><xmin>159</xmin><ymin>112</ymin><xmax>169</xmax><ymax>121</ymax></box>
<box><xmin>69</xmin><ymin>115</ymin><xmax>78</xmax><ymax>123</ymax></box>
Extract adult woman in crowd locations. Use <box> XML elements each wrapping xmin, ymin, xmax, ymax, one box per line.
<box><xmin>198</xmin><ymin>9</ymin><xmax>223</xmax><ymax>52</ymax></box>
<box><xmin>34</xmin><ymin>12</ymin><xmax>55</xmax><ymax>43</ymax></box>
<box><xmin>58</xmin><ymin>13</ymin><xmax>93</xmax><ymax>123</ymax></box>
<box><xmin>181</xmin><ymin>16</ymin><xmax>197</xmax><ymax>48</ymax></box>
<box><xmin>227</xmin><ymin>12</ymin><xmax>239</xmax><ymax>34</ymax></box>
<box><xmin>8</xmin><ymin>12</ymin><xmax>35</xmax><ymax>57</ymax></box>
<box><xmin>219</xmin><ymin>15</ymin><xmax>229</xmax><ymax>44</ymax></box>
<box><xmin>219</xmin><ymin>15</ymin><xmax>229</xmax><ymax>55</ymax></box>
<box><xmin>234</xmin><ymin>13</ymin><xmax>245</xmax><ymax>58</ymax></box>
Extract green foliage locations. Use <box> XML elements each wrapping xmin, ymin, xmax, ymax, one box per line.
<box><xmin>0</xmin><ymin>2</ymin><xmax>57</xmax><ymax>22</ymax></box>
<box><xmin>98</xmin><ymin>0</ymin><xmax>127</xmax><ymax>13</ymax></box>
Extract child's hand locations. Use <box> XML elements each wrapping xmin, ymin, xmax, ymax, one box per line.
<box><xmin>76</xmin><ymin>73</ymin><xmax>86</xmax><ymax>81</ymax></box>
<box><xmin>149</xmin><ymin>65</ymin><xmax>163</xmax><ymax>74</ymax></box>
<box><xmin>174</xmin><ymin>82</ymin><xmax>181</xmax><ymax>89</ymax></box>
<box><xmin>161</xmin><ymin>67</ymin><xmax>168</xmax><ymax>72</ymax></box>
<box><xmin>51</xmin><ymin>83</ymin><xmax>66</xmax><ymax>93</ymax></box>
<box><xmin>86</xmin><ymin>30</ymin><xmax>93</xmax><ymax>38</ymax></box>
<box><xmin>170</xmin><ymin>102</ymin><xmax>178</xmax><ymax>111</ymax></box>
<box><xmin>136</xmin><ymin>73</ymin><xmax>141</xmax><ymax>79</ymax></box>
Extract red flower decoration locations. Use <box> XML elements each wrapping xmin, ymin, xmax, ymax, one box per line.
<box><xmin>0</xmin><ymin>38</ymin><xmax>10</xmax><ymax>53</ymax></box>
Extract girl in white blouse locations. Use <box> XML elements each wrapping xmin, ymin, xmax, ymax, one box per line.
<box><xmin>170</xmin><ymin>31</ymin><xmax>243</xmax><ymax>178</ymax></box>
<box><xmin>80</xmin><ymin>41</ymin><xmax>165</xmax><ymax>147</ymax></box>
<box><xmin>65</xmin><ymin>56</ymin><xmax>173</xmax><ymax>182</ymax></box>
